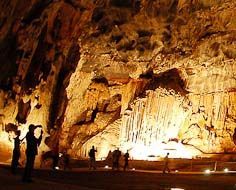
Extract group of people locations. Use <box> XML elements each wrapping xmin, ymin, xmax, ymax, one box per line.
<box><xmin>111</xmin><ymin>148</ymin><xmax>129</xmax><ymax>171</ymax></box>
<box><xmin>88</xmin><ymin>147</ymin><xmax>130</xmax><ymax>171</ymax></box>
<box><xmin>40</xmin><ymin>147</ymin><xmax>70</xmax><ymax>171</ymax></box>
<box><xmin>11</xmin><ymin>125</ymin><xmax>171</xmax><ymax>183</ymax></box>
<box><xmin>88</xmin><ymin>146</ymin><xmax>170</xmax><ymax>173</ymax></box>
<box><xmin>11</xmin><ymin>124</ymin><xmax>43</xmax><ymax>182</ymax></box>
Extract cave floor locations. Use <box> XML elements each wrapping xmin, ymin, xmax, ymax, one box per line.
<box><xmin>1</xmin><ymin>165</ymin><xmax>236</xmax><ymax>190</ymax></box>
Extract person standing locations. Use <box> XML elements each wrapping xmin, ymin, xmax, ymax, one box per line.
<box><xmin>163</xmin><ymin>152</ymin><xmax>171</xmax><ymax>174</ymax></box>
<box><xmin>89</xmin><ymin>146</ymin><xmax>97</xmax><ymax>170</ymax></box>
<box><xmin>11</xmin><ymin>130</ymin><xmax>22</xmax><ymax>174</ymax></box>
<box><xmin>52</xmin><ymin>142</ymin><xmax>59</xmax><ymax>170</ymax></box>
<box><xmin>123</xmin><ymin>150</ymin><xmax>129</xmax><ymax>171</ymax></box>
<box><xmin>22</xmin><ymin>124</ymin><xmax>43</xmax><ymax>182</ymax></box>
<box><xmin>63</xmin><ymin>151</ymin><xmax>71</xmax><ymax>170</ymax></box>
<box><xmin>112</xmin><ymin>148</ymin><xmax>121</xmax><ymax>170</ymax></box>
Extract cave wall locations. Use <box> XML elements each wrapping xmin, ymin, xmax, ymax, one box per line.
<box><xmin>0</xmin><ymin>0</ymin><xmax>89</xmax><ymax>163</ymax></box>
<box><xmin>0</xmin><ymin>0</ymin><xmax>235</xmax><ymax>162</ymax></box>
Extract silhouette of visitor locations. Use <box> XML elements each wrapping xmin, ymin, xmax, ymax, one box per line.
<box><xmin>52</xmin><ymin>142</ymin><xmax>59</xmax><ymax>170</ymax></box>
<box><xmin>89</xmin><ymin>146</ymin><xmax>97</xmax><ymax>170</ymax></box>
<box><xmin>123</xmin><ymin>150</ymin><xmax>129</xmax><ymax>171</ymax></box>
<box><xmin>11</xmin><ymin>130</ymin><xmax>22</xmax><ymax>174</ymax></box>
<box><xmin>62</xmin><ymin>151</ymin><xmax>70</xmax><ymax>170</ymax></box>
<box><xmin>124</xmin><ymin>150</ymin><xmax>129</xmax><ymax>171</ymax></box>
<box><xmin>163</xmin><ymin>152</ymin><xmax>170</xmax><ymax>174</ymax></box>
<box><xmin>22</xmin><ymin>124</ymin><xmax>43</xmax><ymax>182</ymax></box>
<box><xmin>106</xmin><ymin>150</ymin><xmax>113</xmax><ymax>166</ymax></box>
<box><xmin>112</xmin><ymin>148</ymin><xmax>121</xmax><ymax>170</ymax></box>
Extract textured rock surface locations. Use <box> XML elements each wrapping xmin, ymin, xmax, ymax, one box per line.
<box><xmin>0</xmin><ymin>0</ymin><xmax>235</xmax><ymax>162</ymax></box>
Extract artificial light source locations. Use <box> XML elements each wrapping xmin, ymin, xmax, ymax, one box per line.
<box><xmin>104</xmin><ymin>165</ymin><xmax>109</xmax><ymax>169</ymax></box>
<box><xmin>132</xmin><ymin>168</ymin><xmax>135</xmax><ymax>171</ymax></box>
<box><xmin>204</xmin><ymin>169</ymin><xmax>211</xmax><ymax>174</ymax></box>
<box><xmin>55</xmin><ymin>166</ymin><xmax>60</xmax><ymax>170</ymax></box>
<box><xmin>224</xmin><ymin>168</ymin><xmax>229</xmax><ymax>173</ymax></box>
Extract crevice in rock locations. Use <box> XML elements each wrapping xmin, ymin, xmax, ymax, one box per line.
<box><xmin>91</xmin><ymin>107</ymin><xmax>99</xmax><ymax>122</ymax></box>
<box><xmin>16</xmin><ymin>99</ymin><xmax>31</xmax><ymax>124</ymax></box>
<box><xmin>5</xmin><ymin>123</ymin><xmax>18</xmax><ymax>133</ymax></box>
<box><xmin>92</xmin><ymin>7</ymin><xmax>105</xmax><ymax>22</ymax></box>
<box><xmin>64</xmin><ymin>0</ymin><xmax>82</xmax><ymax>9</ymax></box>
<box><xmin>0</xmin><ymin>34</ymin><xmax>18</xmax><ymax>90</ymax></box>
<box><xmin>148</xmin><ymin>68</ymin><xmax>188</xmax><ymax>95</ymax></box>
<box><xmin>0</xmin><ymin>17</ymin><xmax>7</xmax><ymax>30</ymax></box>
<box><xmin>91</xmin><ymin>6</ymin><xmax>131</xmax><ymax>37</ymax></box>
<box><xmin>110</xmin><ymin>0</ymin><xmax>133</xmax><ymax>8</ymax></box>
<box><xmin>92</xmin><ymin>76</ymin><xmax>109</xmax><ymax>85</ymax></box>
<box><xmin>22</xmin><ymin>0</ymin><xmax>52</xmax><ymax>25</ymax></box>
<box><xmin>22</xmin><ymin>26</ymin><xmax>51</xmax><ymax>91</ymax></box>
<box><xmin>48</xmin><ymin>43</ymin><xmax>80</xmax><ymax>131</ymax></box>
<box><xmin>52</xmin><ymin>14</ymin><xmax>62</xmax><ymax>41</ymax></box>
<box><xmin>233</xmin><ymin>128</ymin><xmax>236</xmax><ymax>145</ymax></box>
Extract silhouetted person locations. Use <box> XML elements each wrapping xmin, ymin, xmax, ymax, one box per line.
<box><xmin>22</xmin><ymin>124</ymin><xmax>43</xmax><ymax>182</ymax></box>
<box><xmin>89</xmin><ymin>146</ymin><xmax>97</xmax><ymax>170</ymax></box>
<box><xmin>106</xmin><ymin>150</ymin><xmax>113</xmax><ymax>166</ymax></box>
<box><xmin>112</xmin><ymin>148</ymin><xmax>121</xmax><ymax>170</ymax></box>
<box><xmin>52</xmin><ymin>142</ymin><xmax>59</xmax><ymax>170</ymax></box>
<box><xmin>11</xmin><ymin>130</ymin><xmax>22</xmax><ymax>174</ymax></box>
<box><xmin>123</xmin><ymin>150</ymin><xmax>129</xmax><ymax>171</ymax></box>
<box><xmin>163</xmin><ymin>152</ymin><xmax>170</xmax><ymax>174</ymax></box>
<box><xmin>63</xmin><ymin>151</ymin><xmax>70</xmax><ymax>170</ymax></box>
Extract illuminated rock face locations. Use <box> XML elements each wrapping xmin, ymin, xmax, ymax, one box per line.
<box><xmin>0</xmin><ymin>0</ymin><xmax>236</xmax><ymax>162</ymax></box>
<box><xmin>120</xmin><ymin>66</ymin><xmax>236</xmax><ymax>159</ymax></box>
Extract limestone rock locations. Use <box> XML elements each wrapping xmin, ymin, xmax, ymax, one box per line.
<box><xmin>0</xmin><ymin>0</ymin><xmax>235</xmax><ymax>162</ymax></box>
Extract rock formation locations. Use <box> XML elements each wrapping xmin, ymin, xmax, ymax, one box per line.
<box><xmin>0</xmin><ymin>0</ymin><xmax>235</xmax><ymax>163</ymax></box>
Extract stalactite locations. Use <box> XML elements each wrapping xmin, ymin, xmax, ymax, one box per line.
<box><xmin>120</xmin><ymin>87</ymin><xmax>190</xmax><ymax>158</ymax></box>
<box><xmin>0</xmin><ymin>0</ymin><xmax>236</xmax><ymax>162</ymax></box>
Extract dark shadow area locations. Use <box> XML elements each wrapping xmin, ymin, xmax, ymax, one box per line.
<box><xmin>48</xmin><ymin>42</ymin><xmax>80</xmax><ymax>133</ymax></box>
<box><xmin>110</xmin><ymin>0</ymin><xmax>133</xmax><ymax>8</ymax></box>
<box><xmin>22</xmin><ymin>0</ymin><xmax>52</xmax><ymax>25</ymax></box>
<box><xmin>16</xmin><ymin>99</ymin><xmax>31</xmax><ymax>124</ymax></box>
<box><xmin>0</xmin><ymin>34</ymin><xmax>18</xmax><ymax>90</ymax></box>
<box><xmin>23</xmin><ymin>26</ymin><xmax>51</xmax><ymax>91</ymax></box>
<box><xmin>147</xmin><ymin>68</ymin><xmax>188</xmax><ymax>95</ymax></box>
